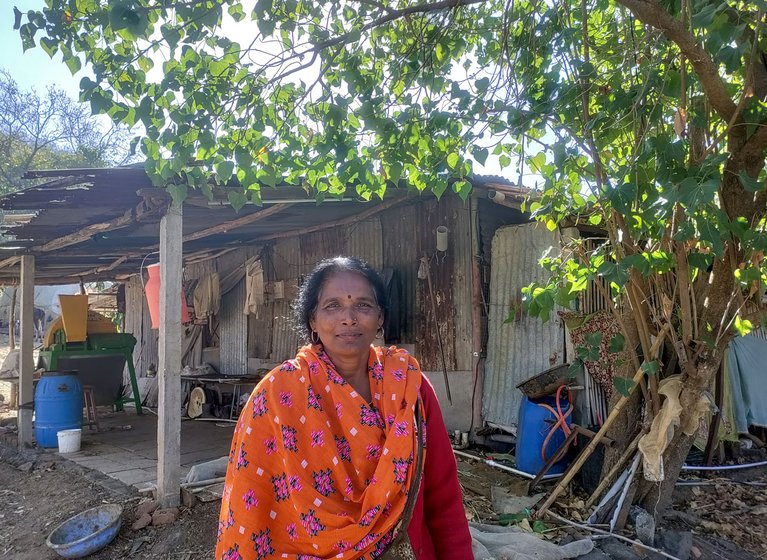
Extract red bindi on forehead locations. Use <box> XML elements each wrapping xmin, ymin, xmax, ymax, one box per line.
<box><xmin>347</xmin><ymin>294</ymin><xmax>352</xmax><ymax>299</ymax></box>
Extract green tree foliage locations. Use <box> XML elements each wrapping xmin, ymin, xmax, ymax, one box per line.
<box><xmin>16</xmin><ymin>0</ymin><xmax>767</xmax><ymax>511</ymax></box>
<box><xmin>0</xmin><ymin>68</ymin><xmax>133</xmax><ymax>194</ymax></box>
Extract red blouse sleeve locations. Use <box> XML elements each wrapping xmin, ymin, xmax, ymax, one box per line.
<box><xmin>419</xmin><ymin>377</ymin><xmax>474</xmax><ymax>558</ymax></box>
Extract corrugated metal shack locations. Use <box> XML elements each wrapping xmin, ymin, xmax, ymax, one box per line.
<box><xmin>0</xmin><ymin>167</ymin><xmax>569</xmax><ymax>432</ymax></box>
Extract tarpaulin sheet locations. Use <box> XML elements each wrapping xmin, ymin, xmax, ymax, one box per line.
<box><xmin>728</xmin><ymin>335</ymin><xmax>767</xmax><ymax>433</ymax></box>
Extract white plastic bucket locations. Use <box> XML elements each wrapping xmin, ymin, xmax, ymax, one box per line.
<box><xmin>57</xmin><ymin>428</ymin><xmax>81</xmax><ymax>454</ymax></box>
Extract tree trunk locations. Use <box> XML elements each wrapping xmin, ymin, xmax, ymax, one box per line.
<box><xmin>601</xmin><ymin>387</ymin><xmax>643</xmax><ymax>470</ymax></box>
<box><xmin>636</xmin><ymin>357</ymin><xmax>723</xmax><ymax>514</ymax></box>
<box><xmin>636</xmin><ymin>431</ymin><xmax>694</xmax><ymax>514</ymax></box>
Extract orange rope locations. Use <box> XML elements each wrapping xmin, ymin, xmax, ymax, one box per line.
<box><xmin>538</xmin><ymin>385</ymin><xmax>573</xmax><ymax>461</ymax></box>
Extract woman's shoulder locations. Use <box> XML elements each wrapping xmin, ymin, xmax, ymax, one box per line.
<box><xmin>252</xmin><ymin>355</ymin><xmax>309</xmax><ymax>394</ymax></box>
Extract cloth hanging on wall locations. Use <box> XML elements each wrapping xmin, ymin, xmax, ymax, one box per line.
<box><xmin>193</xmin><ymin>272</ymin><xmax>220</xmax><ymax>320</ymax></box>
<box><xmin>727</xmin><ymin>334</ymin><xmax>767</xmax><ymax>432</ymax></box>
<box><xmin>381</xmin><ymin>268</ymin><xmax>403</xmax><ymax>343</ymax></box>
<box><xmin>244</xmin><ymin>259</ymin><xmax>264</xmax><ymax>314</ymax></box>
<box><xmin>560</xmin><ymin>310</ymin><xmax>626</xmax><ymax>398</ymax></box>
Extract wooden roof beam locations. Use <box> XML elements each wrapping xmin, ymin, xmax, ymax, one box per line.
<box><xmin>251</xmin><ymin>194</ymin><xmax>410</xmax><ymax>242</ymax></box>
<box><xmin>183</xmin><ymin>202</ymin><xmax>294</xmax><ymax>243</ymax></box>
<box><xmin>75</xmin><ymin>256</ymin><xmax>129</xmax><ymax>278</ymax></box>
<box><xmin>38</xmin><ymin>199</ymin><xmax>166</xmax><ymax>253</ymax></box>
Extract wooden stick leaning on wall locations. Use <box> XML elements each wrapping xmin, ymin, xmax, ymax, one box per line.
<box><xmin>536</xmin><ymin>323</ymin><xmax>670</xmax><ymax>518</ymax></box>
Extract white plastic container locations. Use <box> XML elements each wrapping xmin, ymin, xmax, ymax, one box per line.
<box><xmin>57</xmin><ymin>428</ymin><xmax>82</xmax><ymax>454</ymax></box>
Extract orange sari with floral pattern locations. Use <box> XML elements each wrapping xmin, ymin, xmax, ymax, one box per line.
<box><xmin>216</xmin><ymin>344</ymin><xmax>424</xmax><ymax>560</ymax></box>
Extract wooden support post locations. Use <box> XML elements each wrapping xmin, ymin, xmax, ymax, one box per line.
<box><xmin>18</xmin><ymin>256</ymin><xmax>35</xmax><ymax>448</ymax></box>
<box><xmin>469</xmin><ymin>198</ymin><xmax>484</xmax><ymax>434</ymax></box>
<box><xmin>157</xmin><ymin>202</ymin><xmax>183</xmax><ymax>508</ymax></box>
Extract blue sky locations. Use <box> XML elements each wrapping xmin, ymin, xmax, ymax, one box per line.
<box><xmin>1</xmin><ymin>1</ymin><xmax>82</xmax><ymax>97</ymax></box>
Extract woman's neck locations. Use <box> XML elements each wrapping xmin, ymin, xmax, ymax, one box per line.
<box><xmin>326</xmin><ymin>351</ymin><xmax>371</xmax><ymax>401</ymax></box>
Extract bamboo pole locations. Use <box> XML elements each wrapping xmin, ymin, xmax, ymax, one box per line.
<box><xmin>536</xmin><ymin>324</ymin><xmax>670</xmax><ymax>517</ymax></box>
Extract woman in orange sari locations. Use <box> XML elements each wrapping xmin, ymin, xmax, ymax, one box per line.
<box><xmin>216</xmin><ymin>256</ymin><xmax>472</xmax><ymax>559</ymax></box>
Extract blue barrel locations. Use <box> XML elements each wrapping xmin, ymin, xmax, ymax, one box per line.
<box><xmin>516</xmin><ymin>395</ymin><xmax>572</xmax><ymax>475</ymax></box>
<box><xmin>34</xmin><ymin>371</ymin><xmax>82</xmax><ymax>448</ymax></box>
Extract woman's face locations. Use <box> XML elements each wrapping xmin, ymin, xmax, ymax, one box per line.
<box><xmin>309</xmin><ymin>270</ymin><xmax>383</xmax><ymax>360</ymax></box>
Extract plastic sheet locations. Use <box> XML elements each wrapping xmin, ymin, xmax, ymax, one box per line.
<box><xmin>470</xmin><ymin>523</ymin><xmax>594</xmax><ymax>559</ymax></box>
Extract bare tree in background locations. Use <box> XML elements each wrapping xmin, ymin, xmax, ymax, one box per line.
<box><xmin>0</xmin><ymin>68</ymin><xmax>136</xmax><ymax>194</ymax></box>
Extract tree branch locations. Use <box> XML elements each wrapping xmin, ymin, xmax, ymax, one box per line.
<box><xmin>740</xmin><ymin>123</ymin><xmax>767</xmax><ymax>160</ymax></box>
<box><xmin>315</xmin><ymin>0</ymin><xmax>489</xmax><ymax>52</ymax></box>
<box><xmin>614</xmin><ymin>0</ymin><xmax>738</xmax><ymax>122</ymax></box>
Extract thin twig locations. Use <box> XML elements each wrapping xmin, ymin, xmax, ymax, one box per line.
<box><xmin>545</xmin><ymin>511</ymin><xmax>683</xmax><ymax>560</ymax></box>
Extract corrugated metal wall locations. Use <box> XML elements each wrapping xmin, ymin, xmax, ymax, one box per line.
<box><xmin>122</xmin><ymin>197</ymin><xmax>485</xmax><ymax>392</ymax></box>
<box><xmin>219</xmin><ymin>277</ymin><xmax>247</xmax><ymax>376</ymax></box>
<box><xmin>242</xmin><ymin>198</ymin><xmax>476</xmax><ymax>371</ymax></box>
<box><xmin>300</xmin><ymin>229</ymin><xmax>346</xmax><ymax>275</ymax></box>
<box><xmin>346</xmin><ymin>219</ymin><xmax>384</xmax><ymax>270</ymax></box>
<box><xmin>450</xmin><ymin>199</ymin><xmax>473</xmax><ymax>372</ymax></box>
<box><xmin>124</xmin><ymin>275</ymin><xmax>158</xmax><ymax>383</ymax></box>
<box><xmin>483</xmin><ymin>222</ymin><xmax>565</xmax><ymax>429</ymax></box>
<box><xmin>265</xmin><ymin>237</ymin><xmax>302</xmax><ymax>360</ymax></box>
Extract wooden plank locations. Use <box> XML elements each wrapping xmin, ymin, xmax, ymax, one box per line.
<box><xmin>0</xmin><ymin>256</ymin><xmax>20</xmax><ymax>270</ymax></box>
<box><xmin>38</xmin><ymin>198</ymin><xmax>166</xmax><ymax>252</ymax></box>
<box><xmin>76</xmin><ymin>256</ymin><xmax>129</xmax><ymax>277</ymax></box>
<box><xmin>183</xmin><ymin>203</ymin><xmax>294</xmax><ymax>243</ymax></box>
<box><xmin>157</xmin><ymin>202</ymin><xmax>183</xmax><ymax>508</ymax></box>
<box><xmin>18</xmin><ymin>255</ymin><xmax>34</xmax><ymax>448</ymax></box>
<box><xmin>37</xmin><ymin>207</ymin><xmax>135</xmax><ymax>252</ymax></box>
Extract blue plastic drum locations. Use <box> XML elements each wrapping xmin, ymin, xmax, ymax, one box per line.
<box><xmin>34</xmin><ymin>371</ymin><xmax>82</xmax><ymax>448</ymax></box>
<box><xmin>516</xmin><ymin>395</ymin><xmax>572</xmax><ymax>475</ymax></box>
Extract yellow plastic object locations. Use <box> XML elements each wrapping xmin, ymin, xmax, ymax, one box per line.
<box><xmin>58</xmin><ymin>294</ymin><xmax>89</xmax><ymax>342</ymax></box>
<box><xmin>43</xmin><ymin>310</ymin><xmax>117</xmax><ymax>348</ymax></box>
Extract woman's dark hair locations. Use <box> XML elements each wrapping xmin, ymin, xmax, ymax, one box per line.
<box><xmin>293</xmin><ymin>256</ymin><xmax>388</xmax><ymax>342</ymax></box>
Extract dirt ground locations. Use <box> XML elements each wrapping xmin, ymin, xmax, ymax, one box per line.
<box><xmin>2</xmin><ymin>332</ymin><xmax>767</xmax><ymax>559</ymax></box>
<box><xmin>3</xmin><ymin>438</ymin><xmax>767</xmax><ymax>559</ymax></box>
<box><xmin>0</xmin><ymin>443</ymin><xmax>218</xmax><ymax>560</ymax></box>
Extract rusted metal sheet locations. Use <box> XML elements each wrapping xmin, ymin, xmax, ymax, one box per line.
<box><xmin>215</xmin><ymin>247</ymin><xmax>251</xmax><ymax>279</ymax></box>
<box><xmin>414</xmin><ymin>197</ymin><xmax>458</xmax><ymax>372</ymax></box>
<box><xmin>248</xmin><ymin>307</ymin><xmax>273</xmax><ymax>359</ymax></box>
<box><xmin>483</xmin><ymin>222</ymin><xmax>565</xmax><ymax>429</ymax></box>
<box><xmin>346</xmin><ymin>218</ymin><xmax>383</xmax><ymax>269</ymax></box>
<box><xmin>251</xmin><ymin>238</ymin><xmax>302</xmax><ymax>362</ymax></box>
<box><xmin>450</xmin><ymin>198</ymin><xmax>473</xmax><ymax>372</ymax></box>
<box><xmin>185</xmin><ymin>259</ymin><xmax>215</xmax><ymax>281</ymax></box>
<box><xmin>219</xmin><ymin>277</ymin><xmax>247</xmax><ymax>376</ymax></box>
